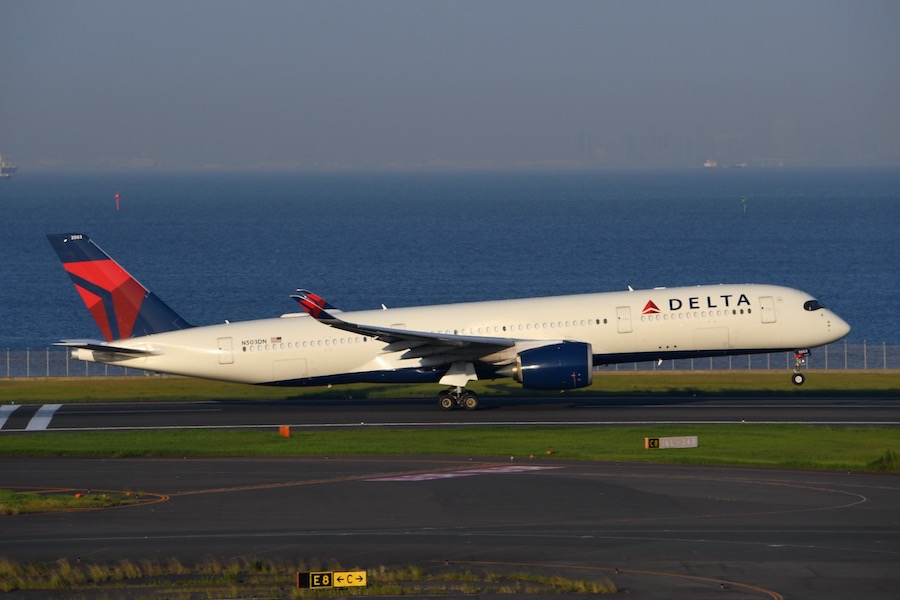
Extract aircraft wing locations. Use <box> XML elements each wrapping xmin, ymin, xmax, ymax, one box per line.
<box><xmin>291</xmin><ymin>291</ymin><xmax>515</xmax><ymax>362</ymax></box>
<box><xmin>54</xmin><ymin>339</ymin><xmax>161</xmax><ymax>356</ymax></box>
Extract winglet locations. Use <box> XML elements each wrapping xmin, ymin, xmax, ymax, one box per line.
<box><xmin>48</xmin><ymin>233</ymin><xmax>193</xmax><ymax>341</ymax></box>
<box><xmin>291</xmin><ymin>290</ymin><xmax>339</xmax><ymax>321</ymax></box>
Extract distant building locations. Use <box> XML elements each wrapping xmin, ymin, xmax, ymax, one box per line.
<box><xmin>0</xmin><ymin>155</ymin><xmax>17</xmax><ymax>179</ymax></box>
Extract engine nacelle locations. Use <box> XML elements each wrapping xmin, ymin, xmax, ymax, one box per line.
<box><xmin>503</xmin><ymin>342</ymin><xmax>593</xmax><ymax>390</ymax></box>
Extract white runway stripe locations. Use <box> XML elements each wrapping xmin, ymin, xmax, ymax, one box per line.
<box><xmin>25</xmin><ymin>404</ymin><xmax>62</xmax><ymax>431</ymax></box>
<box><xmin>0</xmin><ymin>405</ymin><xmax>21</xmax><ymax>429</ymax></box>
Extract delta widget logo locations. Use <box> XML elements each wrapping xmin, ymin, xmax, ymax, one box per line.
<box><xmin>642</xmin><ymin>300</ymin><xmax>660</xmax><ymax>315</ymax></box>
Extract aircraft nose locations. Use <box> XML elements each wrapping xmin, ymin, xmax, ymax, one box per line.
<box><xmin>830</xmin><ymin>312</ymin><xmax>851</xmax><ymax>340</ymax></box>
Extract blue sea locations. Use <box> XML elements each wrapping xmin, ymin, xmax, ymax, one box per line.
<box><xmin>0</xmin><ymin>168</ymin><xmax>897</xmax><ymax>349</ymax></box>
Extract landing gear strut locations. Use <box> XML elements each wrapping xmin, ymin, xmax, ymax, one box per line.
<box><xmin>792</xmin><ymin>349</ymin><xmax>809</xmax><ymax>385</ymax></box>
<box><xmin>437</xmin><ymin>387</ymin><xmax>479</xmax><ymax>410</ymax></box>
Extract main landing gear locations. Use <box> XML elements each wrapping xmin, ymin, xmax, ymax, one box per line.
<box><xmin>791</xmin><ymin>349</ymin><xmax>810</xmax><ymax>385</ymax></box>
<box><xmin>437</xmin><ymin>387</ymin><xmax>479</xmax><ymax>410</ymax></box>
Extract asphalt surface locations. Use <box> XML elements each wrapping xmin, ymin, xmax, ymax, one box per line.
<box><xmin>2</xmin><ymin>394</ymin><xmax>900</xmax><ymax>432</ymax></box>
<box><xmin>2</xmin><ymin>394</ymin><xmax>899</xmax><ymax>599</ymax></box>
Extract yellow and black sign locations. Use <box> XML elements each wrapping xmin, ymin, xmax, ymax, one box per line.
<box><xmin>297</xmin><ymin>570</ymin><xmax>367</xmax><ymax>589</ymax></box>
<box><xmin>297</xmin><ymin>571</ymin><xmax>332</xmax><ymax>589</ymax></box>
<box><xmin>645</xmin><ymin>435</ymin><xmax>698</xmax><ymax>449</ymax></box>
<box><xmin>334</xmin><ymin>571</ymin><xmax>367</xmax><ymax>587</ymax></box>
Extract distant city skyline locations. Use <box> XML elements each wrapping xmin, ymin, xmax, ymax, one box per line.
<box><xmin>2</xmin><ymin>1</ymin><xmax>898</xmax><ymax>171</ymax></box>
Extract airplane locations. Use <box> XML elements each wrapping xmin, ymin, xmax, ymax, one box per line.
<box><xmin>48</xmin><ymin>233</ymin><xmax>851</xmax><ymax>410</ymax></box>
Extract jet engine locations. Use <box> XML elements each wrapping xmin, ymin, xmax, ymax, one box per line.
<box><xmin>500</xmin><ymin>342</ymin><xmax>593</xmax><ymax>390</ymax></box>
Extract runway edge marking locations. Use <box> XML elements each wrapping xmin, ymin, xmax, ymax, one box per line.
<box><xmin>0</xmin><ymin>405</ymin><xmax>22</xmax><ymax>429</ymax></box>
<box><xmin>25</xmin><ymin>404</ymin><xmax>63</xmax><ymax>431</ymax></box>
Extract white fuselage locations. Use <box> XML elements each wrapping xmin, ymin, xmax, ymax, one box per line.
<box><xmin>73</xmin><ymin>284</ymin><xmax>850</xmax><ymax>387</ymax></box>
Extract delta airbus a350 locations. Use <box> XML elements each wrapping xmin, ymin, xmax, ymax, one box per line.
<box><xmin>48</xmin><ymin>233</ymin><xmax>850</xmax><ymax>410</ymax></box>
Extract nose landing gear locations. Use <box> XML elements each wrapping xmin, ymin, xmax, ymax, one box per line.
<box><xmin>792</xmin><ymin>349</ymin><xmax>809</xmax><ymax>385</ymax></box>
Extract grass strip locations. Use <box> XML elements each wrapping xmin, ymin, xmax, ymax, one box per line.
<box><xmin>0</xmin><ymin>556</ymin><xmax>616</xmax><ymax>596</ymax></box>
<box><xmin>0</xmin><ymin>489</ymin><xmax>154</xmax><ymax>515</ymax></box>
<box><xmin>1</xmin><ymin>425</ymin><xmax>897</xmax><ymax>471</ymax></box>
<box><xmin>1</xmin><ymin>370</ymin><xmax>898</xmax><ymax>403</ymax></box>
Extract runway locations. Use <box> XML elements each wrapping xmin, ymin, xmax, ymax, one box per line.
<box><xmin>2</xmin><ymin>395</ymin><xmax>899</xmax><ymax>598</ymax></box>
<box><xmin>2</xmin><ymin>394</ymin><xmax>900</xmax><ymax>432</ymax></box>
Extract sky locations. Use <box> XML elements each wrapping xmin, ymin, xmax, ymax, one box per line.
<box><xmin>2</xmin><ymin>0</ymin><xmax>899</xmax><ymax>171</ymax></box>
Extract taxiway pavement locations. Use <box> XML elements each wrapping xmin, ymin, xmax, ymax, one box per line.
<box><xmin>2</xmin><ymin>456</ymin><xmax>899</xmax><ymax>599</ymax></box>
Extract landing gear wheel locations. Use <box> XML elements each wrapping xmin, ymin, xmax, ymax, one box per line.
<box><xmin>791</xmin><ymin>349</ymin><xmax>809</xmax><ymax>386</ymax></box>
<box><xmin>438</xmin><ymin>393</ymin><xmax>456</xmax><ymax>410</ymax></box>
<box><xmin>436</xmin><ymin>387</ymin><xmax>479</xmax><ymax>411</ymax></box>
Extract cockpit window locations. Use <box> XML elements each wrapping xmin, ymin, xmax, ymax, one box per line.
<box><xmin>804</xmin><ymin>300</ymin><xmax>825</xmax><ymax>311</ymax></box>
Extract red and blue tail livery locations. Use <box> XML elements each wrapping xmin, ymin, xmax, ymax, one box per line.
<box><xmin>47</xmin><ymin>234</ymin><xmax>192</xmax><ymax>341</ymax></box>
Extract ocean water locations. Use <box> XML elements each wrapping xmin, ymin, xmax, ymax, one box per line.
<box><xmin>0</xmin><ymin>168</ymin><xmax>897</xmax><ymax>349</ymax></box>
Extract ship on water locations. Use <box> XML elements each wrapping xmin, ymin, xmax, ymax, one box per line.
<box><xmin>0</xmin><ymin>155</ymin><xmax>18</xmax><ymax>179</ymax></box>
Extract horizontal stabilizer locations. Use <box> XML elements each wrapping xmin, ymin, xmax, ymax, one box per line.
<box><xmin>54</xmin><ymin>339</ymin><xmax>161</xmax><ymax>356</ymax></box>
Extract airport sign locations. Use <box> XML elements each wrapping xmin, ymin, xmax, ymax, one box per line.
<box><xmin>297</xmin><ymin>570</ymin><xmax>367</xmax><ymax>589</ymax></box>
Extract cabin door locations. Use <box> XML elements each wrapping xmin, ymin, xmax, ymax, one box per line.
<box><xmin>759</xmin><ymin>296</ymin><xmax>777</xmax><ymax>324</ymax></box>
<box><xmin>217</xmin><ymin>337</ymin><xmax>234</xmax><ymax>364</ymax></box>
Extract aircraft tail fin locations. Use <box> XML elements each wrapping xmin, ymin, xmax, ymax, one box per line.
<box><xmin>47</xmin><ymin>233</ymin><xmax>193</xmax><ymax>341</ymax></box>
